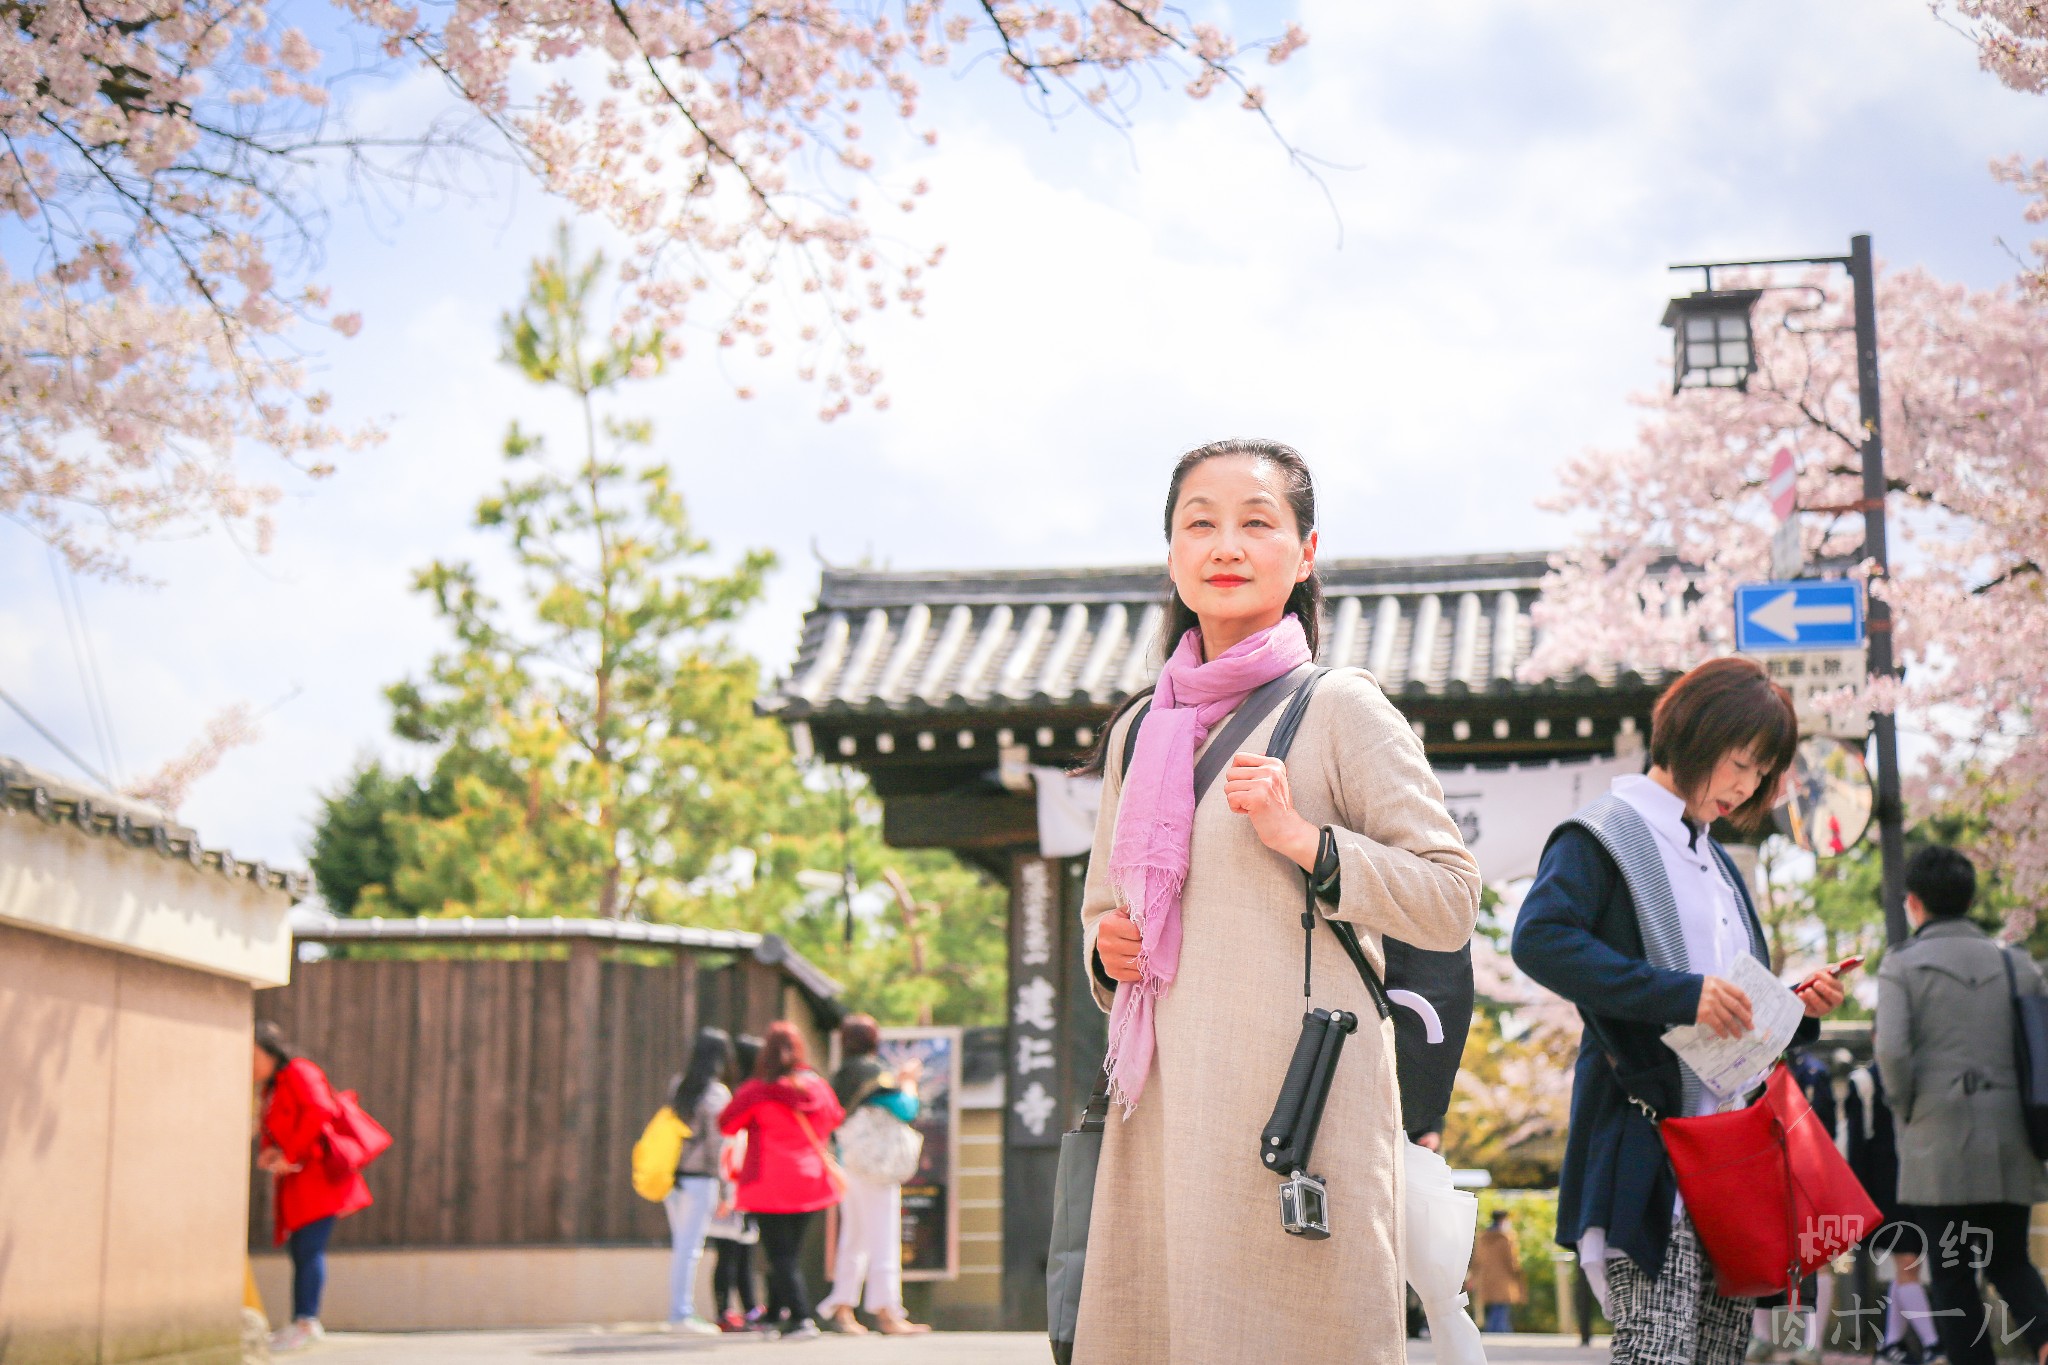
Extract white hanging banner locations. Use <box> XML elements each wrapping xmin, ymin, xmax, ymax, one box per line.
<box><xmin>1032</xmin><ymin>767</ymin><xmax>1103</xmax><ymax>859</ymax></box>
<box><xmin>1036</xmin><ymin>754</ymin><xmax>1638</xmax><ymax>877</ymax></box>
<box><xmin>1436</xmin><ymin>754</ymin><xmax>1643</xmax><ymax>882</ymax></box>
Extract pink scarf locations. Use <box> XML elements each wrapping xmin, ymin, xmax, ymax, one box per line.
<box><xmin>1103</xmin><ymin>614</ymin><xmax>1313</xmax><ymax>1112</ymax></box>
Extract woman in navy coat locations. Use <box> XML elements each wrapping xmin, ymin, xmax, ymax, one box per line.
<box><xmin>1511</xmin><ymin>658</ymin><xmax>1846</xmax><ymax>1365</ymax></box>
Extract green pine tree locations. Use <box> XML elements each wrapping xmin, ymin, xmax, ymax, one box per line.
<box><xmin>318</xmin><ymin>226</ymin><xmax>1008</xmax><ymax>1024</ymax></box>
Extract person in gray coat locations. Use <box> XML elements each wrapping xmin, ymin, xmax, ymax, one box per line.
<box><xmin>1876</xmin><ymin>845</ymin><xmax>2048</xmax><ymax>1365</ymax></box>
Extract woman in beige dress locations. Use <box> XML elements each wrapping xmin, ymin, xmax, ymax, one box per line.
<box><xmin>1075</xmin><ymin>439</ymin><xmax>1481</xmax><ymax>1364</ymax></box>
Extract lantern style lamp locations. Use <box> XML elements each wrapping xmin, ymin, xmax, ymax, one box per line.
<box><xmin>1661</xmin><ymin>289</ymin><xmax>1762</xmax><ymax>392</ymax></box>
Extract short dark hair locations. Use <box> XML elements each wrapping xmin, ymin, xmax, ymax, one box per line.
<box><xmin>841</xmin><ymin>1014</ymin><xmax>880</xmax><ymax>1058</ymax></box>
<box><xmin>1905</xmin><ymin>844</ymin><xmax>1975</xmax><ymax>920</ymax></box>
<box><xmin>254</xmin><ymin>1020</ymin><xmax>297</xmax><ymax>1068</ymax></box>
<box><xmin>1649</xmin><ymin>657</ymin><xmax>1798</xmax><ymax>833</ymax></box>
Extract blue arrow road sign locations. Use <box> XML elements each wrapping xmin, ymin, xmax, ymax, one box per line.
<box><xmin>1734</xmin><ymin>580</ymin><xmax>1865</xmax><ymax>652</ymax></box>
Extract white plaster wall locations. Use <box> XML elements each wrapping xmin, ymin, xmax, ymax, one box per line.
<box><xmin>0</xmin><ymin>812</ymin><xmax>292</xmax><ymax>987</ymax></box>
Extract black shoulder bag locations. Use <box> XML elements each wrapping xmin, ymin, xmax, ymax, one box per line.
<box><xmin>2003</xmin><ymin>948</ymin><xmax>2048</xmax><ymax>1158</ymax></box>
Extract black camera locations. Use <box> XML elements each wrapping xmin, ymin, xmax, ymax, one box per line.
<box><xmin>1261</xmin><ymin>1007</ymin><xmax>1357</xmax><ymax>1238</ymax></box>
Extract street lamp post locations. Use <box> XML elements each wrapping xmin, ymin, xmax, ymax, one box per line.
<box><xmin>1664</xmin><ymin>234</ymin><xmax>1908</xmax><ymax>946</ymax></box>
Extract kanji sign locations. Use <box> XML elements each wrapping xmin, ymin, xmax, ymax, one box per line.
<box><xmin>1006</xmin><ymin>857</ymin><xmax>1064</xmax><ymax>1147</ymax></box>
<box><xmin>1748</xmin><ymin>647</ymin><xmax>1868</xmax><ymax>739</ymax></box>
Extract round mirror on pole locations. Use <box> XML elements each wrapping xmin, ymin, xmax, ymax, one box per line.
<box><xmin>1773</xmin><ymin>735</ymin><xmax>1874</xmax><ymax>857</ymax></box>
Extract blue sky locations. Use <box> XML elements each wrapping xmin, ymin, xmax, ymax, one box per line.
<box><xmin>5</xmin><ymin>0</ymin><xmax>2042</xmax><ymax>866</ymax></box>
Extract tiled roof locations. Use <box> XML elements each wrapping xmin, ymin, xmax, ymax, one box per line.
<box><xmin>763</xmin><ymin>552</ymin><xmax>1664</xmax><ymax>722</ymax></box>
<box><xmin>1</xmin><ymin>756</ymin><xmax>311</xmax><ymax>898</ymax></box>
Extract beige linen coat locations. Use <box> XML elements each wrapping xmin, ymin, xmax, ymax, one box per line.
<box><xmin>1074</xmin><ymin>667</ymin><xmax>1482</xmax><ymax>1365</ymax></box>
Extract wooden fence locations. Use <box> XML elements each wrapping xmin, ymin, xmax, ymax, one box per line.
<box><xmin>249</xmin><ymin>944</ymin><xmax>795</xmax><ymax>1250</ymax></box>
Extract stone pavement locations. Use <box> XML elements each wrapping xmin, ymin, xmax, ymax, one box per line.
<box><xmin>294</xmin><ymin>1328</ymin><xmax>1612</xmax><ymax>1363</ymax></box>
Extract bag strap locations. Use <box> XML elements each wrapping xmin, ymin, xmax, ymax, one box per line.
<box><xmin>1076</xmin><ymin>1072</ymin><xmax>1112</xmax><ymax>1136</ymax></box>
<box><xmin>1118</xmin><ymin>697</ymin><xmax>1149</xmax><ymax>780</ymax></box>
<box><xmin>1577</xmin><ymin>1009</ymin><xmax>1666</xmax><ymax>1124</ymax></box>
<box><xmin>1097</xmin><ymin>664</ymin><xmax>1393</xmax><ymax>1099</ymax></box>
<box><xmin>1116</xmin><ymin>661</ymin><xmax>1317</xmax><ymax>801</ymax></box>
<box><xmin>791</xmin><ymin>1107</ymin><xmax>846</xmax><ymax>1189</ymax></box>
<box><xmin>1261</xmin><ymin>669</ymin><xmax>1394</xmax><ymax>1022</ymax></box>
<box><xmin>2005</xmin><ymin>946</ymin><xmax>2022</xmax><ymax>1002</ymax></box>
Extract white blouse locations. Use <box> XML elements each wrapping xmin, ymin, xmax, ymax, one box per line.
<box><xmin>1611</xmin><ymin>771</ymin><xmax>1753</xmax><ymax>1113</ymax></box>
<box><xmin>1581</xmin><ymin>775</ymin><xmax>1760</xmax><ymax>1302</ymax></box>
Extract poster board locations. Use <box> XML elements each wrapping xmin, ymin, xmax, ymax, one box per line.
<box><xmin>878</xmin><ymin>1026</ymin><xmax>962</xmax><ymax>1281</ymax></box>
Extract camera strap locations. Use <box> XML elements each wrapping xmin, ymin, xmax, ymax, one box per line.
<box><xmin>1255</xmin><ymin>669</ymin><xmax>1400</xmax><ymax>1187</ymax></box>
<box><xmin>1261</xmin><ymin>669</ymin><xmax>1393</xmax><ymax>1022</ymax></box>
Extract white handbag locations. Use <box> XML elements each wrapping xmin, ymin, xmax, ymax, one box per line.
<box><xmin>836</xmin><ymin>1102</ymin><xmax>923</xmax><ymax>1186</ymax></box>
<box><xmin>1404</xmin><ymin>1141</ymin><xmax>1488</xmax><ymax>1365</ymax></box>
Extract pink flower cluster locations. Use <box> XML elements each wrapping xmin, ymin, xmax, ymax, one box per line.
<box><xmin>122</xmin><ymin>702</ymin><xmax>263</xmax><ymax>815</ymax></box>
<box><xmin>336</xmin><ymin>0</ymin><xmax>1303</xmax><ymax>420</ymax></box>
<box><xmin>0</xmin><ymin>1</ymin><xmax>372</xmax><ymax>576</ymax></box>
<box><xmin>1526</xmin><ymin>269</ymin><xmax>2048</xmax><ymax>899</ymax></box>
<box><xmin>1946</xmin><ymin>2</ymin><xmax>2048</xmax><ymax>311</ymax></box>
<box><xmin>3</xmin><ymin>2</ymin><xmax>1301</xmax><ymax>574</ymax></box>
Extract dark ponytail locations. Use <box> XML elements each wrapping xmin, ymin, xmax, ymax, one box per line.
<box><xmin>671</xmin><ymin>1026</ymin><xmax>735</xmax><ymax>1117</ymax></box>
<box><xmin>1078</xmin><ymin>438</ymin><xmax>1323</xmax><ymax>776</ymax></box>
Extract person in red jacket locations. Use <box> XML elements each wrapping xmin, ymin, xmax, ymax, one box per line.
<box><xmin>719</xmin><ymin>1020</ymin><xmax>845</xmax><ymax>1340</ymax></box>
<box><xmin>253</xmin><ymin>1022</ymin><xmax>371</xmax><ymax>1353</ymax></box>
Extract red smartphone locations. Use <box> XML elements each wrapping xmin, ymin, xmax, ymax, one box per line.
<box><xmin>1794</xmin><ymin>956</ymin><xmax>1865</xmax><ymax>993</ymax></box>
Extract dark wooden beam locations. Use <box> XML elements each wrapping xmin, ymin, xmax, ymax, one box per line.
<box><xmin>557</xmin><ymin>939</ymin><xmax>600</xmax><ymax>1241</ymax></box>
<box><xmin>882</xmin><ymin>790</ymin><xmax>1039</xmax><ymax>850</ymax></box>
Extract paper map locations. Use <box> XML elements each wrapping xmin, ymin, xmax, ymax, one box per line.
<box><xmin>1661</xmin><ymin>952</ymin><xmax>1803</xmax><ymax>1101</ymax></box>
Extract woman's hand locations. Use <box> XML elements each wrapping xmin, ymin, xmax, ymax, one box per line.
<box><xmin>1794</xmin><ymin>970</ymin><xmax>1846</xmax><ymax>1019</ymax></box>
<box><xmin>256</xmin><ymin>1147</ymin><xmax>301</xmax><ymax>1175</ymax></box>
<box><xmin>1222</xmin><ymin>753</ymin><xmax>1320</xmax><ymax>870</ymax></box>
<box><xmin>1695</xmin><ymin>976</ymin><xmax>1755</xmax><ymax>1040</ymax></box>
<box><xmin>1097</xmin><ymin>909</ymin><xmax>1144</xmax><ymax>983</ymax></box>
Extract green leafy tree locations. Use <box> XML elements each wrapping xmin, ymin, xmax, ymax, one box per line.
<box><xmin>377</xmin><ymin>227</ymin><xmax>781</xmax><ymax>921</ymax></box>
<box><xmin>307</xmin><ymin>759</ymin><xmax>435</xmax><ymax>913</ymax></box>
<box><xmin>1752</xmin><ymin>792</ymin><xmax>2044</xmax><ymax>1020</ymax></box>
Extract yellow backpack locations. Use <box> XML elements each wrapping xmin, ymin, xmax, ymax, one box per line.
<box><xmin>631</xmin><ymin>1106</ymin><xmax>692</xmax><ymax>1202</ymax></box>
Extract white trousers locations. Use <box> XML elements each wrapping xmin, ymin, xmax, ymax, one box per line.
<box><xmin>817</xmin><ymin>1173</ymin><xmax>903</xmax><ymax>1316</ymax></box>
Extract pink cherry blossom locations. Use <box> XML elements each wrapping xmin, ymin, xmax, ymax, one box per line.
<box><xmin>1527</xmin><ymin>268</ymin><xmax>2048</xmax><ymax>900</ymax></box>
<box><xmin>4</xmin><ymin>2</ymin><xmax>1305</xmax><ymax>574</ymax></box>
<box><xmin>122</xmin><ymin>702</ymin><xmax>262</xmax><ymax>815</ymax></box>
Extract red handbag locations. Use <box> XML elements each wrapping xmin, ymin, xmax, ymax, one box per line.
<box><xmin>323</xmin><ymin>1089</ymin><xmax>393</xmax><ymax>1177</ymax></box>
<box><xmin>1658</xmin><ymin>1063</ymin><xmax>1879</xmax><ymax>1302</ymax></box>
